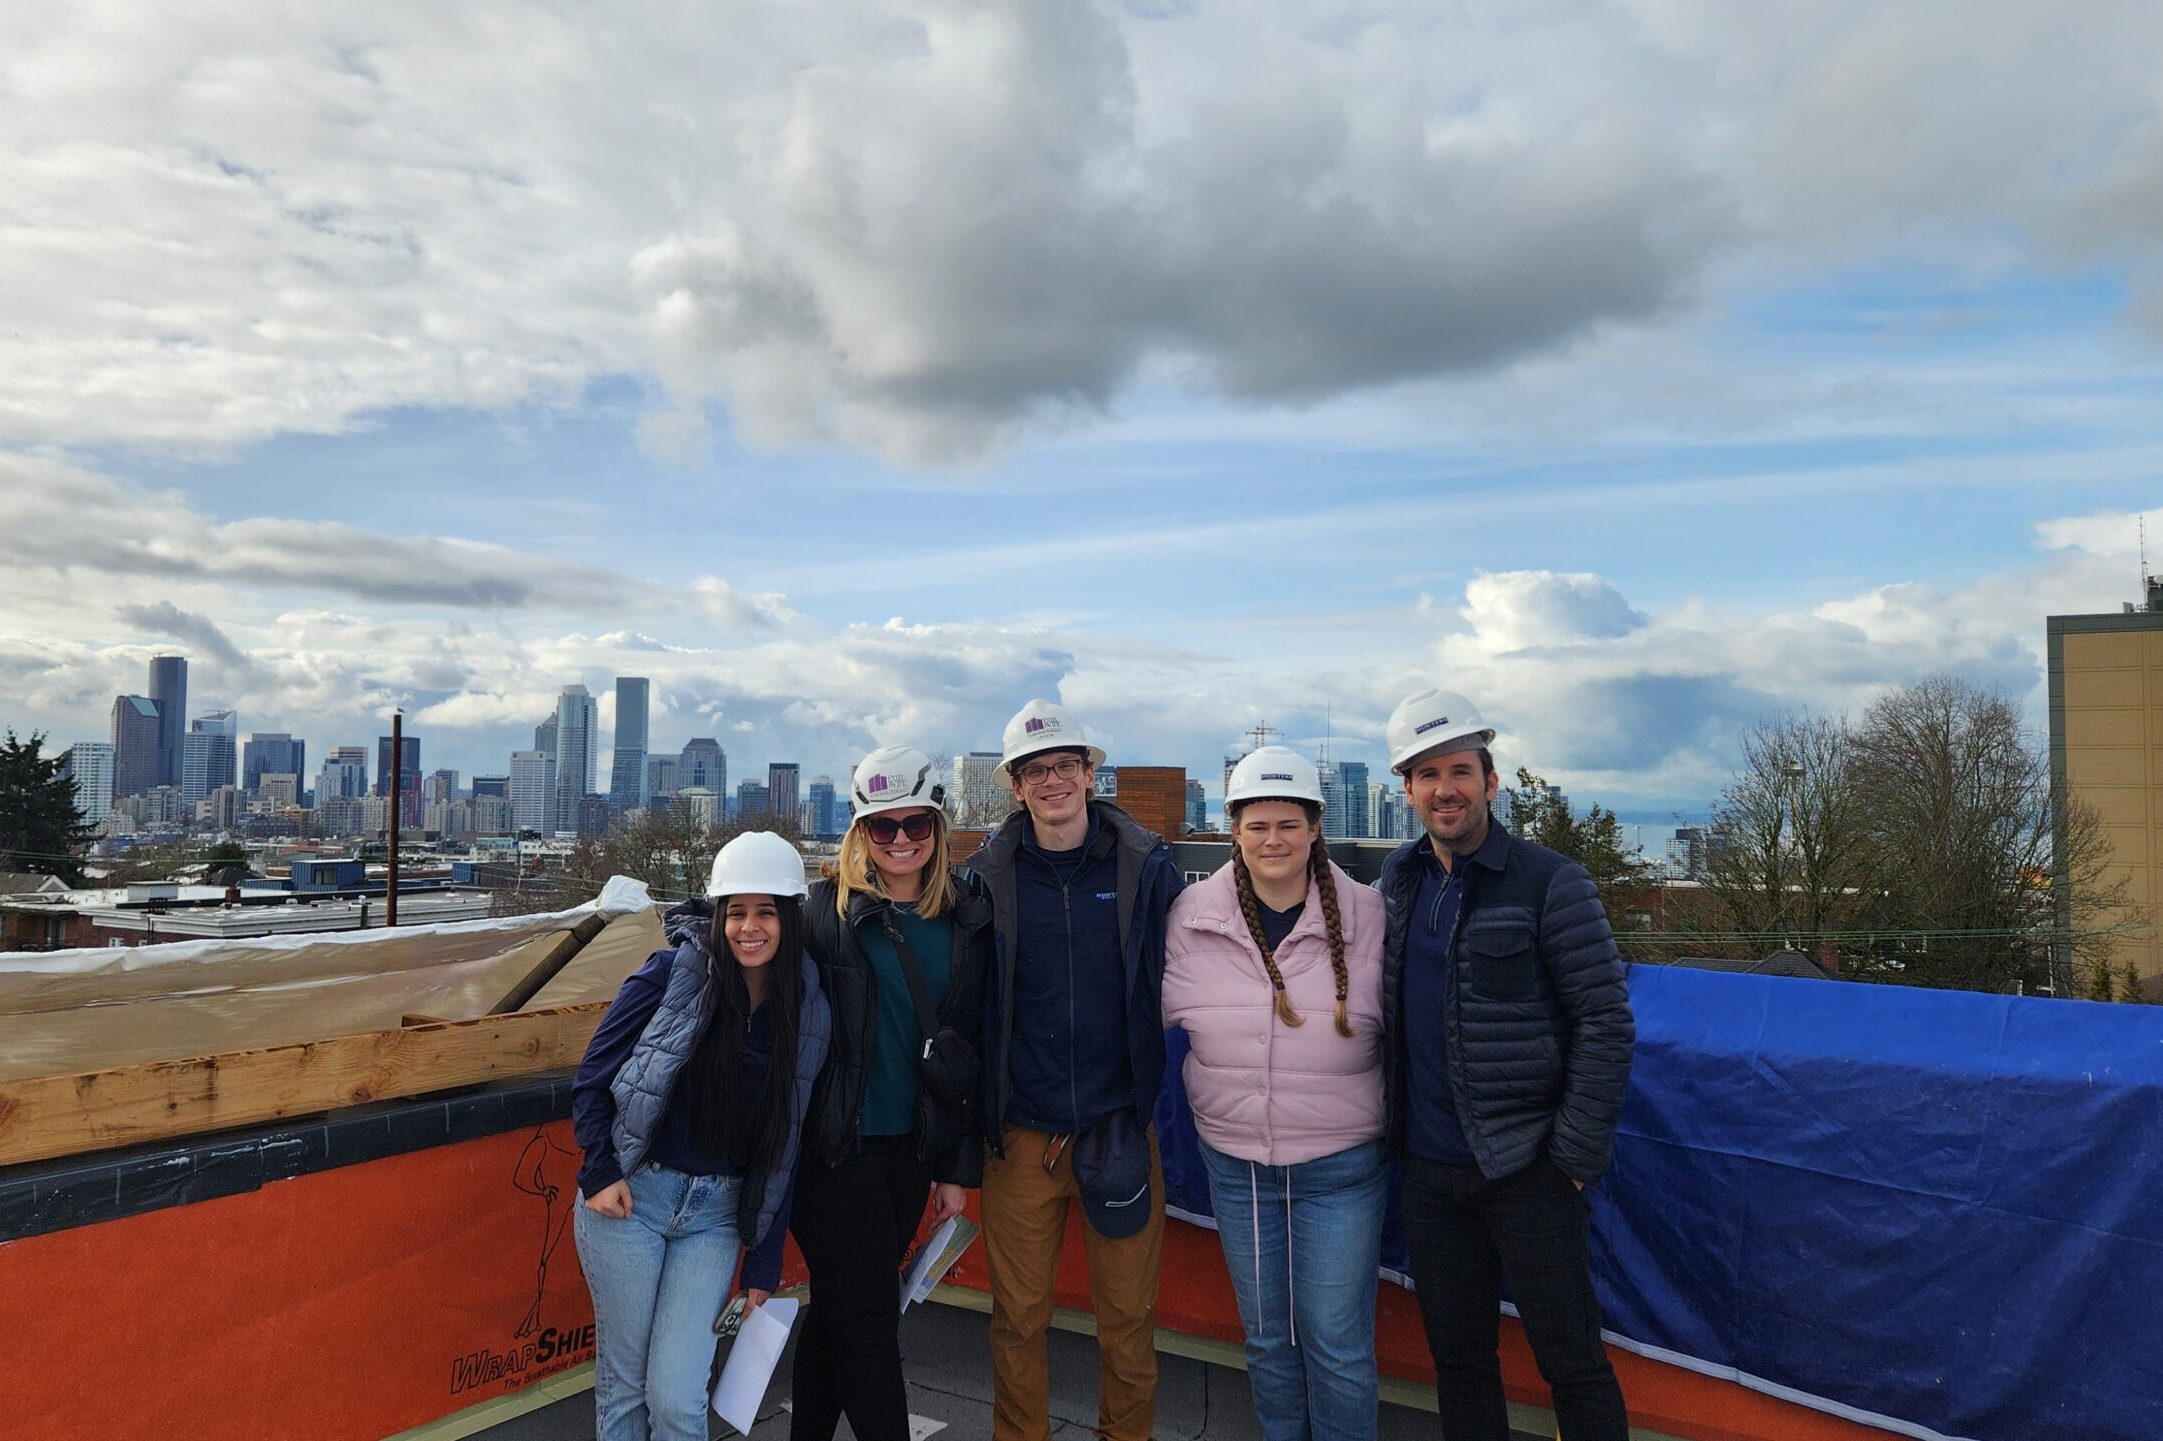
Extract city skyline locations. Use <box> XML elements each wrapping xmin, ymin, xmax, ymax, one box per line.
<box><xmin>7</xmin><ymin>7</ymin><xmax>2163</xmax><ymax>816</ymax></box>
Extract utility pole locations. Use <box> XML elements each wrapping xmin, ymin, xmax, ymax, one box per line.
<box><xmin>387</xmin><ymin>709</ymin><xmax>402</xmax><ymax>927</ymax></box>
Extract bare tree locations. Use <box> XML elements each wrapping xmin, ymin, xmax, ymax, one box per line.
<box><xmin>490</xmin><ymin>803</ymin><xmax>803</xmax><ymax>918</ymax></box>
<box><xmin>1699</xmin><ymin>712</ymin><xmax>1874</xmax><ymax>959</ymax></box>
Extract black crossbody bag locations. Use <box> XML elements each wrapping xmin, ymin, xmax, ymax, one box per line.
<box><xmin>878</xmin><ymin>915</ymin><xmax>979</xmax><ymax>1152</ymax></box>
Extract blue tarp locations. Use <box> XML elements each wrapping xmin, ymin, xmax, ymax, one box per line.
<box><xmin>1152</xmin><ymin>965</ymin><xmax>2163</xmax><ymax>1441</ymax></box>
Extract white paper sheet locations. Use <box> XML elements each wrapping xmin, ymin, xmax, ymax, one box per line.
<box><xmin>711</xmin><ymin>1295</ymin><xmax>799</xmax><ymax>1436</ymax></box>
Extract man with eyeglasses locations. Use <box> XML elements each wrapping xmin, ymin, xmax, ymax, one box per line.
<box><xmin>966</xmin><ymin>699</ymin><xmax>1184</xmax><ymax>1441</ymax></box>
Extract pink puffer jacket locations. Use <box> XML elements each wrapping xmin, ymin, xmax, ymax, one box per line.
<box><xmin>1162</xmin><ymin>860</ymin><xmax>1386</xmax><ymax>1166</ymax></box>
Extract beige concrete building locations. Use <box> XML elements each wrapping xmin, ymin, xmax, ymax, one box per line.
<box><xmin>2048</xmin><ymin>598</ymin><xmax>2163</xmax><ymax>985</ymax></box>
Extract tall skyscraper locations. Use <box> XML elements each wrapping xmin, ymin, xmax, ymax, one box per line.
<box><xmin>1186</xmin><ymin>779</ymin><xmax>1207</xmax><ymax>833</ymax></box>
<box><xmin>148</xmin><ymin>655</ymin><xmax>187</xmax><ymax>789</ymax></box>
<box><xmin>64</xmin><ymin>741</ymin><xmax>115</xmax><ymax>823</ymax></box>
<box><xmin>609</xmin><ymin>677</ymin><xmax>651</xmax><ymax>813</ymax></box>
<box><xmin>534</xmin><ymin>714</ymin><xmax>558</xmax><ymax>757</ymax></box>
<box><xmin>376</xmin><ymin>735</ymin><xmax>420</xmax><ymax>798</ymax></box>
<box><xmin>766</xmin><ymin>763</ymin><xmax>800</xmax><ymax>822</ymax></box>
<box><xmin>243</xmin><ymin>733</ymin><xmax>305</xmax><ymax>794</ymax></box>
<box><xmin>1319</xmin><ymin>760</ymin><xmax>1371</xmax><ymax>838</ymax></box>
<box><xmin>426</xmin><ymin>769</ymin><xmax>459</xmax><ymax>805</ymax></box>
<box><xmin>806</xmin><ymin>776</ymin><xmax>838</xmax><ymax>838</ymax></box>
<box><xmin>471</xmin><ymin>774</ymin><xmax>509</xmax><ymax>800</ymax></box>
<box><xmin>181</xmin><ymin>711</ymin><xmax>238</xmax><ymax>805</ymax></box>
<box><xmin>510</xmin><ymin>750</ymin><xmax>556</xmax><ymax>834</ymax></box>
<box><xmin>678</xmin><ymin>738</ymin><xmax>725</xmax><ymax>795</ymax></box>
<box><xmin>553</xmin><ymin>684</ymin><xmax>597</xmax><ymax>832</ymax></box>
<box><xmin>737</xmin><ymin>780</ymin><xmax>770</xmax><ymax>818</ymax></box>
<box><xmin>110</xmin><ymin>695</ymin><xmax>162</xmax><ymax>800</ymax></box>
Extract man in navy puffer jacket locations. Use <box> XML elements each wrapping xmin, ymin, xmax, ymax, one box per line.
<box><xmin>1379</xmin><ymin>688</ymin><xmax>1634</xmax><ymax>1441</ymax></box>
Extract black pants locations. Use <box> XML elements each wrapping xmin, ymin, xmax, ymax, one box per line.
<box><xmin>788</xmin><ymin>1134</ymin><xmax>934</xmax><ymax>1441</ymax></box>
<box><xmin>1400</xmin><ymin>1152</ymin><xmax>1628</xmax><ymax>1441</ymax></box>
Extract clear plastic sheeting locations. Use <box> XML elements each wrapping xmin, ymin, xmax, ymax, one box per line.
<box><xmin>0</xmin><ymin>878</ymin><xmax>665</xmax><ymax>1082</ymax></box>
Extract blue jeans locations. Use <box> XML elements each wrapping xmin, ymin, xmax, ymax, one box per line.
<box><xmin>573</xmin><ymin>1163</ymin><xmax>744</xmax><ymax>1441</ymax></box>
<box><xmin>1200</xmin><ymin>1137</ymin><xmax>1387</xmax><ymax>1441</ymax></box>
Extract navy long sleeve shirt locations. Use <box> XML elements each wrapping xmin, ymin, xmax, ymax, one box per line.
<box><xmin>1402</xmin><ymin>850</ymin><xmax>1474</xmax><ymax>1164</ymax></box>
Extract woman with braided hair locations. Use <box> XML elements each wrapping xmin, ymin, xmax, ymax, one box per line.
<box><xmin>1163</xmin><ymin>746</ymin><xmax>1388</xmax><ymax>1441</ymax></box>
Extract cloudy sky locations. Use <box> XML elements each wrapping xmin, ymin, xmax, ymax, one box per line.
<box><xmin>6</xmin><ymin>0</ymin><xmax>2163</xmax><ymax>817</ymax></box>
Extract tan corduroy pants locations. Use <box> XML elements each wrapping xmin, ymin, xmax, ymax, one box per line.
<box><xmin>980</xmin><ymin>1122</ymin><xmax>1166</xmax><ymax>1441</ymax></box>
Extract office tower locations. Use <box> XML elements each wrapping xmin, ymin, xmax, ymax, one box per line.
<box><xmin>181</xmin><ymin>713</ymin><xmax>238</xmax><ymax>806</ymax></box>
<box><xmin>609</xmin><ymin>677</ymin><xmax>651</xmax><ymax>813</ymax></box>
<box><xmin>375</xmin><ymin>735</ymin><xmax>420</xmax><ymax>798</ymax></box>
<box><xmin>148</xmin><ymin>655</ymin><xmax>187</xmax><ymax>789</ymax></box>
<box><xmin>767</xmin><ymin>763</ymin><xmax>800</xmax><ymax>821</ymax></box>
<box><xmin>805</xmin><ymin>776</ymin><xmax>837</xmax><ymax>837</ymax></box>
<box><xmin>111</xmin><ymin>695</ymin><xmax>163</xmax><ymax>800</ymax></box>
<box><xmin>243</xmin><ymin>733</ymin><xmax>305</xmax><ymax>795</ymax></box>
<box><xmin>426</xmin><ymin>769</ymin><xmax>459</xmax><ymax>805</ymax></box>
<box><xmin>318</xmin><ymin>751</ymin><xmax>367</xmax><ymax>803</ymax></box>
<box><xmin>645</xmin><ymin>754</ymin><xmax>679</xmax><ymax>804</ymax></box>
<box><xmin>953</xmin><ymin>750</ymin><xmax>1003</xmax><ymax>822</ymax></box>
<box><xmin>510</xmin><ymin>750</ymin><xmax>556</xmax><ymax>834</ymax></box>
<box><xmin>1186</xmin><ymin>779</ymin><xmax>1206</xmax><ymax>833</ymax></box>
<box><xmin>535</xmin><ymin>714</ymin><xmax>558</xmax><ymax>757</ymax></box>
<box><xmin>470</xmin><ymin>775</ymin><xmax>509</xmax><ymax>800</ymax></box>
<box><xmin>553</xmin><ymin>684</ymin><xmax>597</xmax><ymax>832</ymax></box>
<box><xmin>64</xmin><ymin>742</ymin><xmax>115</xmax><ymax>823</ymax></box>
<box><xmin>259</xmin><ymin>774</ymin><xmax>300</xmax><ymax>810</ymax></box>
<box><xmin>737</xmin><ymin>780</ymin><xmax>770</xmax><ymax>818</ymax></box>
<box><xmin>1094</xmin><ymin>764</ymin><xmax>1118</xmax><ymax>798</ymax></box>
<box><xmin>1317</xmin><ymin>760</ymin><xmax>1371</xmax><ymax>838</ymax></box>
<box><xmin>678</xmin><ymin>738</ymin><xmax>725</xmax><ymax>795</ymax></box>
<box><xmin>677</xmin><ymin>787</ymin><xmax>720</xmax><ymax>828</ymax></box>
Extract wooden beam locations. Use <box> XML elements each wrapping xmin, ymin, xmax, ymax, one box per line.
<box><xmin>0</xmin><ymin>1002</ymin><xmax>609</xmax><ymax>1169</ymax></box>
<box><xmin>489</xmin><ymin>911</ymin><xmax>611</xmax><ymax>1016</ymax></box>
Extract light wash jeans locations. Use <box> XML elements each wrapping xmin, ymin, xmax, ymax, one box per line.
<box><xmin>573</xmin><ymin>1162</ymin><xmax>743</xmax><ymax>1441</ymax></box>
<box><xmin>1200</xmin><ymin>1136</ymin><xmax>1387</xmax><ymax>1441</ymax></box>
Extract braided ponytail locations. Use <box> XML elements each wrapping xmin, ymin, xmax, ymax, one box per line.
<box><xmin>1230</xmin><ymin>841</ymin><xmax>1305</xmax><ymax>1028</ymax></box>
<box><xmin>1309</xmin><ymin>838</ymin><xmax>1354</xmax><ymax>1037</ymax></box>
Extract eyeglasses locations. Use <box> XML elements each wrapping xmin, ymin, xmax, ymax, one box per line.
<box><xmin>1017</xmin><ymin>756</ymin><xmax>1087</xmax><ymax>786</ymax></box>
<box><xmin>863</xmin><ymin>811</ymin><xmax>938</xmax><ymax>844</ymax></box>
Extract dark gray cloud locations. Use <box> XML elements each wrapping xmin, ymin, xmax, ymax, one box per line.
<box><xmin>115</xmin><ymin>602</ymin><xmax>254</xmax><ymax>673</ymax></box>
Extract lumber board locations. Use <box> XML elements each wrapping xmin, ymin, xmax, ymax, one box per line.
<box><xmin>0</xmin><ymin>1002</ymin><xmax>609</xmax><ymax>1168</ymax></box>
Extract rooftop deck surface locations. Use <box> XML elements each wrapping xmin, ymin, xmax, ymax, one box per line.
<box><xmin>470</xmin><ymin>1297</ymin><xmax>1549</xmax><ymax>1441</ymax></box>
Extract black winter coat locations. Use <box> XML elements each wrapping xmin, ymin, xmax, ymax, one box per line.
<box><xmin>1380</xmin><ymin>819</ymin><xmax>1634</xmax><ymax>1185</ymax></box>
<box><xmin>802</xmin><ymin>871</ymin><xmax>992</xmax><ymax>1186</ymax></box>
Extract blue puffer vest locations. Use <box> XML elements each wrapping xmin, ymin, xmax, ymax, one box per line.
<box><xmin>610</xmin><ymin>900</ymin><xmax>832</xmax><ymax>1252</ymax></box>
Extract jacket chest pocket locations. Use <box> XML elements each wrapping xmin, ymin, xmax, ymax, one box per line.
<box><xmin>1461</xmin><ymin>922</ymin><xmax>1537</xmax><ymax>1002</ymax></box>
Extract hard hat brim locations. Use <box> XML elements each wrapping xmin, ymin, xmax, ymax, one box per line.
<box><xmin>992</xmin><ymin>742</ymin><xmax>1106</xmax><ymax>790</ymax></box>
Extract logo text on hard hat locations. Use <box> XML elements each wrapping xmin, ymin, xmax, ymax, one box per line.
<box><xmin>1261</xmin><ymin>772</ymin><xmax>1294</xmax><ymax>782</ymax></box>
<box><xmin>1413</xmin><ymin>716</ymin><xmax>1450</xmax><ymax>735</ymax></box>
<box><xmin>867</xmin><ymin>775</ymin><xmax>888</xmax><ymax>794</ymax></box>
<box><xmin>1024</xmin><ymin>717</ymin><xmax>1049</xmax><ymax>734</ymax></box>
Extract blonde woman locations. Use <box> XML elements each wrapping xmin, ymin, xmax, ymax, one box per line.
<box><xmin>791</xmin><ymin>745</ymin><xmax>992</xmax><ymax>1441</ymax></box>
<box><xmin>1162</xmin><ymin>746</ymin><xmax>1388</xmax><ymax>1441</ymax></box>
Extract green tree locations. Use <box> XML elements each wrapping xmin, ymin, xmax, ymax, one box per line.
<box><xmin>0</xmin><ymin>730</ymin><xmax>92</xmax><ymax>884</ymax></box>
<box><xmin>2089</xmin><ymin>958</ymin><xmax>2117</xmax><ymax>1002</ymax></box>
<box><xmin>1505</xmin><ymin>767</ymin><xmax>1654</xmax><ymax>937</ymax></box>
<box><xmin>2126</xmin><ymin>962</ymin><xmax>2148</xmax><ymax>1004</ymax></box>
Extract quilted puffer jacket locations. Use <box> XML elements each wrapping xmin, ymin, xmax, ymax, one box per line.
<box><xmin>1379</xmin><ymin>820</ymin><xmax>1634</xmax><ymax>1184</ymax></box>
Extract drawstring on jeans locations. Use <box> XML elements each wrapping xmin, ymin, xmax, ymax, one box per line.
<box><xmin>1248</xmin><ymin>1159</ymin><xmax>1299</xmax><ymax>1349</ymax></box>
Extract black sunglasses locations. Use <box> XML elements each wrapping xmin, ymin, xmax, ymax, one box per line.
<box><xmin>863</xmin><ymin>811</ymin><xmax>938</xmax><ymax>844</ymax></box>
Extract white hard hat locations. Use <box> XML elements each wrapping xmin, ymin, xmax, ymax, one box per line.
<box><xmin>852</xmin><ymin>744</ymin><xmax>946</xmax><ymax>819</ymax></box>
<box><xmin>993</xmin><ymin>700</ymin><xmax>1106</xmax><ymax>787</ymax></box>
<box><xmin>1225</xmin><ymin>745</ymin><xmax>1322</xmax><ymax>809</ymax></box>
<box><xmin>1386</xmin><ymin>688</ymin><xmax>1496</xmax><ymax>775</ymax></box>
<box><xmin>706</xmin><ymin>830</ymin><xmax>809</xmax><ymax>899</ymax></box>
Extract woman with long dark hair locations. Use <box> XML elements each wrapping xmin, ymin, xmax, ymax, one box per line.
<box><xmin>790</xmin><ymin>744</ymin><xmax>992</xmax><ymax>1441</ymax></box>
<box><xmin>571</xmin><ymin>831</ymin><xmax>832</xmax><ymax>1441</ymax></box>
<box><xmin>1162</xmin><ymin>746</ymin><xmax>1388</xmax><ymax>1441</ymax></box>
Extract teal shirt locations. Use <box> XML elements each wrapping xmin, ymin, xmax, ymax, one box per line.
<box><xmin>859</xmin><ymin>904</ymin><xmax>954</xmax><ymax>1137</ymax></box>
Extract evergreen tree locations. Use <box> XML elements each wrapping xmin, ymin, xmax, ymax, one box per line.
<box><xmin>0</xmin><ymin>730</ymin><xmax>93</xmax><ymax>885</ymax></box>
<box><xmin>2089</xmin><ymin>958</ymin><xmax>2117</xmax><ymax>1003</ymax></box>
<box><xmin>1506</xmin><ymin>767</ymin><xmax>1654</xmax><ymax>903</ymax></box>
<box><xmin>2125</xmin><ymin>962</ymin><xmax>2147</xmax><ymax>1004</ymax></box>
